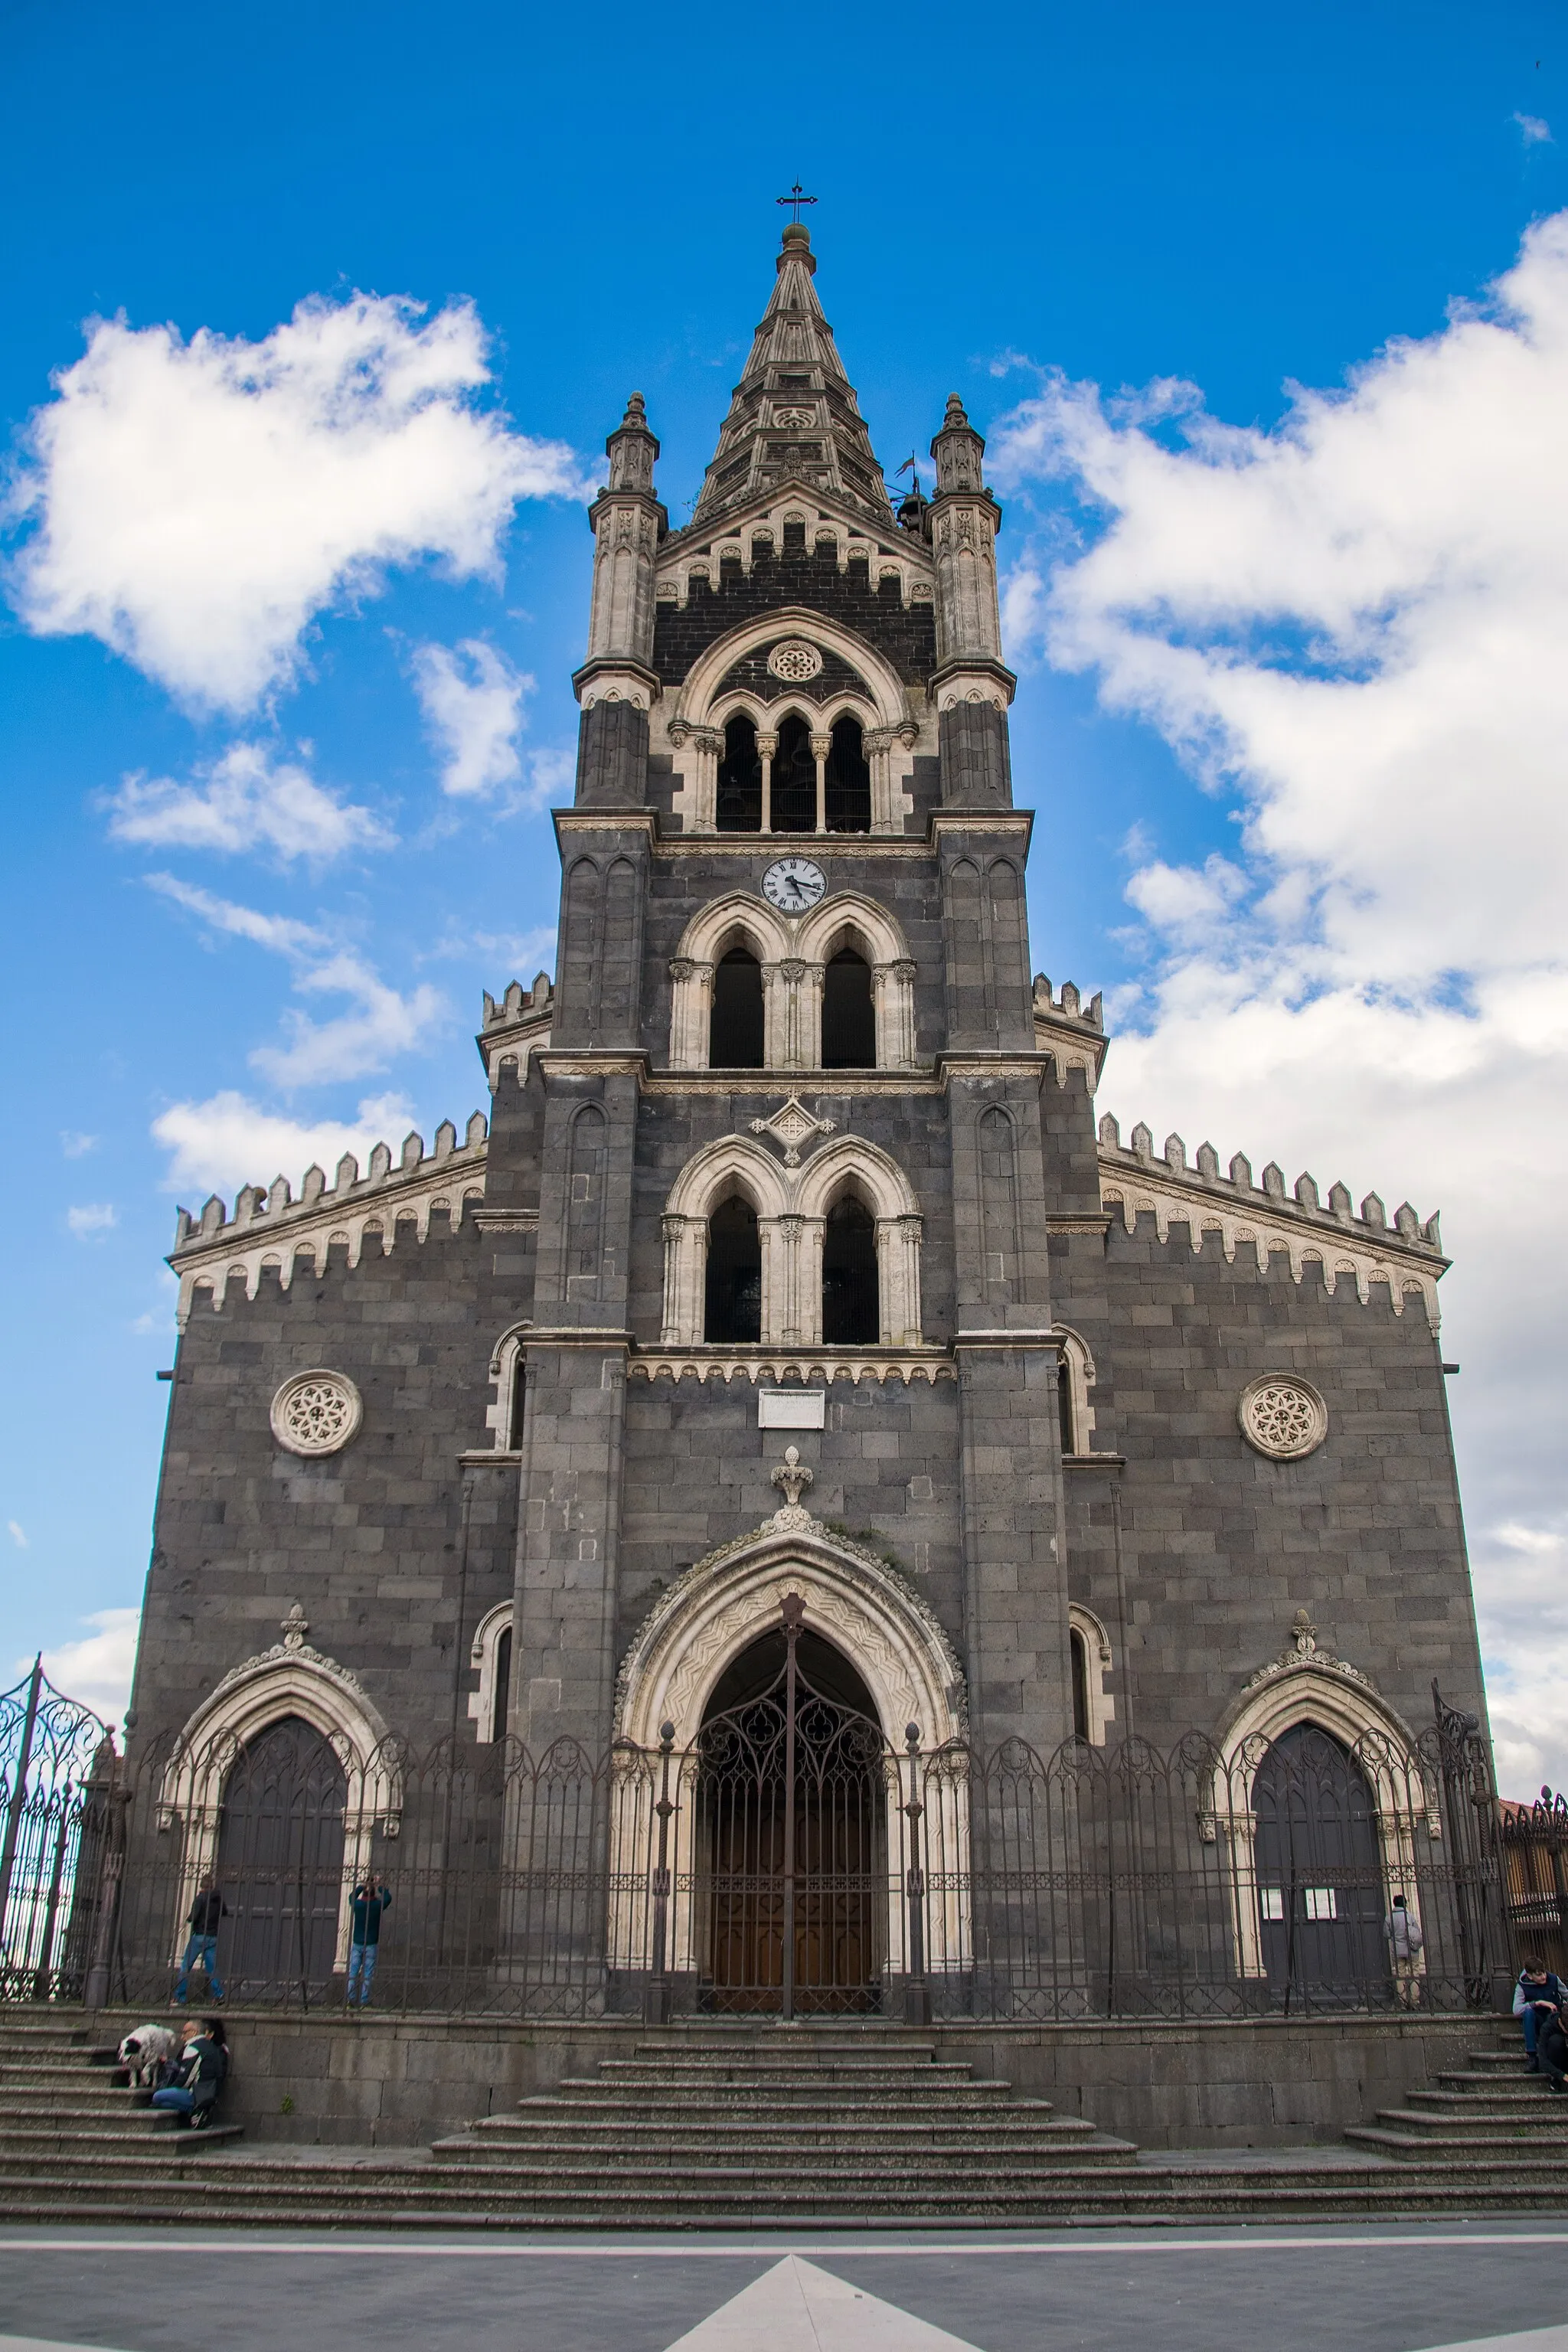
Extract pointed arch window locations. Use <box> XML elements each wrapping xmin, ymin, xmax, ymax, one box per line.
<box><xmin>769</xmin><ymin>714</ymin><xmax>817</xmax><ymax>833</ymax></box>
<box><xmin>821</xmin><ymin>949</ymin><xmax>875</xmax><ymax>1069</ymax></box>
<box><xmin>825</xmin><ymin>716</ymin><xmax>871</xmax><ymax>833</ymax></box>
<box><xmin>704</xmin><ymin>1196</ymin><xmax>763</xmax><ymax>1344</ymax></box>
<box><xmin>822</xmin><ymin>1195</ymin><xmax>878</xmax><ymax>1345</ymax></box>
<box><xmin>717</xmin><ymin>716</ymin><xmax>763</xmax><ymax>832</ymax></box>
<box><xmin>710</xmin><ymin>947</ymin><xmax>765</xmax><ymax>1069</ymax></box>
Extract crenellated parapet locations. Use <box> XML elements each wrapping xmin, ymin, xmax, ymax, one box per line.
<box><xmin>1096</xmin><ymin>1114</ymin><xmax>1447</xmax><ymax>1328</ymax></box>
<box><xmin>1032</xmin><ymin>974</ymin><xmax>1107</xmax><ymax>1089</ymax></box>
<box><xmin>168</xmin><ymin>1111</ymin><xmax>489</xmax><ymax>1327</ymax></box>
<box><xmin>478</xmin><ymin>970</ymin><xmax>554</xmax><ymax>1088</ymax></box>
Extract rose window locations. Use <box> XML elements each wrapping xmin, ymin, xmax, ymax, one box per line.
<box><xmin>270</xmin><ymin>1370</ymin><xmax>364</xmax><ymax>1458</ymax></box>
<box><xmin>1237</xmin><ymin>1375</ymin><xmax>1328</xmax><ymax>1461</ymax></box>
<box><xmin>767</xmin><ymin>639</ymin><xmax>824</xmax><ymax>683</ymax></box>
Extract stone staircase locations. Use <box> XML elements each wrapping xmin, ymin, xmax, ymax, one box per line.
<box><xmin>1346</xmin><ymin>2024</ymin><xmax>1568</xmax><ymax>2170</ymax></box>
<box><xmin>0</xmin><ymin>2013</ymin><xmax>1564</xmax><ymax>2225</ymax></box>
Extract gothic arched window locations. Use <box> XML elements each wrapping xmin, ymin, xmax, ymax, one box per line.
<box><xmin>770</xmin><ymin>714</ymin><xmax>816</xmax><ymax>833</ymax></box>
<box><xmin>710</xmin><ymin>947</ymin><xmax>765</xmax><ymax>1069</ymax></box>
<box><xmin>717</xmin><ymin>716</ymin><xmax>763</xmax><ymax>832</ymax></box>
<box><xmin>822</xmin><ymin>1194</ymin><xmax>878</xmax><ymax>1345</ymax></box>
<box><xmin>822</xmin><ymin>950</ymin><xmax>875</xmax><ymax>1069</ymax></box>
<box><xmin>704</xmin><ymin>1196</ymin><xmax>763</xmax><ymax>1344</ymax></box>
<box><xmin>825</xmin><ymin>716</ymin><xmax>871</xmax><ymax>833</ymax></box>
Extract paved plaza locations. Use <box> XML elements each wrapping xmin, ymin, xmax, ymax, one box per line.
<box><xmin>2</xmin><ymin>2226</ymin><xmax>1568</xmax><ymax>2352</ymax></box>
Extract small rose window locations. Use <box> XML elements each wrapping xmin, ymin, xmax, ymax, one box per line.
<box><xmin>767</xmin><ymin>639</ymin><xmax>824</xmax><ymax>683</ymax></box>
<box><xmin>270</xmin><ymin>1370</ymin><xmax>364</xmax><ymax>1458</ymax></box>
<box><xmin>1238</xmin><ymin>1374</ymin><xmax>1328</xmax><ymax>1461</ymax></box>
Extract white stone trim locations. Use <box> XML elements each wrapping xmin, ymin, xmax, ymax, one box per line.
<box><xmin>661</xmin><ymin>1132</ymin><xmax>922</xmax><ymax>1349</ymax></box>
<box><xmin>171</xmin><ymin>1122</ymin><xmax>488</xmax><ymax>1328</ymax></box>
<box><xmin>662</xmin><ymin>608</ymin><xmax>919</xmax><ymax>835</ymax></box>
<box><xmin>1208</xmin><ymin>1619</ymin><xmax>1438</xmax><ymax>1983</ymax></box>
<box><xmin>1069</xmin><ymin>1603</ymin><xmax>1116</xmax><ymax>1746</ymax></box>
<box><xmin>668</xmin><ymin>890</ymin><xmax>916</xmax><ymax>1074</ymax></box>
<box><xmin>484</xmin><ymin>1323</ymin><xmax>531</xmax><ymax>1450</ymax></box>
<box><xmin>467</xmin><ymin>1602</ymin><xmax>514</xmax><ymax>1743</ymax></box>
<box><xmin>629</xmin><ymin>1351</ymin><xmax>955</xmax><ymax>1386</ymax></box>
<box><xmin>154</xmin><ymin>1610</ymin><xmax>401</xmax><ymax>1971</ymax></box>
<box><xmin>1099</xmin><ymin>1165</ymin><xmax>1442</xmax><ymax>1331</ymax></box>
<box><xmin>607</xmin><ymin>1511</ymin><xmax>968</xmax><ymax>1981</ymax></box>
<box><xmin>1057</xmin><ymin>1328</ymin><xmax>1099</xmax><ymax>1455</ymax></box>
<box><xmin>270</xmin><ymin>1370</ymin><xmax>362</xmax><ymax>1458</ymax></box>
<box><xmin>615</xmin><ymin>1517</ymin><xmax>965</xmax><ymax>1750</ymax></box>
<box><xmin>1238</xmin><ymin>1374</ymin><xmax>1328</xmax><ymax>1461</ymax></box>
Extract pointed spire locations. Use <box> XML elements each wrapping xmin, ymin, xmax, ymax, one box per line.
<box><xmin>688</xmin><ymin>224</ymin><xmax>892</xmax><ymax>532</ymax></box>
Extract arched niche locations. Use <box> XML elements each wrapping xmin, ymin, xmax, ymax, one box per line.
<box><xmin>667</xmin><ymin>890</ymin><xmax>916</xmax><ymax>1074</ymax></box>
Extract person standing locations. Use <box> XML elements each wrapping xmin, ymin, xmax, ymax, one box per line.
<box><xmin>173</xmin><ymin>1877</ymin><xmax>227</xmax><ymax>2004</ymax></box>
<box><xmin>1385</xmin><ymin>1894</ymin><xmax>1425</xmax><ymax>2006</ymax></box>
<box><xmin>346</xmin><ymin>1873</ymin><xmax>392</xmax><ymax>2007</ymax></box>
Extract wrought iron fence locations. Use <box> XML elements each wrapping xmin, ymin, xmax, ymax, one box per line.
<box><xmin>0</xmin><ymin>1651</ymin><xmax>1522</xmax><ymax>2023</ymax></box>
<box><xmin>0</xmin><ymin>1661</ymin><xmax>119</xmax><ymax>2001</ymax></box>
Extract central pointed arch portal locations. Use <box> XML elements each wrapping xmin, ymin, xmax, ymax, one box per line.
<box><xmin>610</xmin><ymin>1520</ymin><xmax>969</xmax><ymax>2015</ymax></box>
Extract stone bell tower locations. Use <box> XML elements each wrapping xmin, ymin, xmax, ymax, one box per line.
<box><xmin>502</xmin><ymin>217</ymin><xmax>1099</xmax><ymax>1769</ymax></box>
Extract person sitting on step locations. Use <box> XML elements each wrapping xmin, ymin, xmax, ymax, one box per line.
<box><xmin>1513</xmin><ymin>1955</ymin><xmax>1566</xmax><ymax>2070</ymax></box>
<box><xmin>149</xmin><ymin>2017</ymin><xmax>229</xmax><ymax>2129</ymax></box>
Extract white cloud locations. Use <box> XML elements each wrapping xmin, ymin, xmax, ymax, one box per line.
<box><xmin>146</xmin><ymin>872</ymin><xmax>328</xmax><ymax>956</ymax></box>
<box><xmin>144</xmin><ymin>870</ymin><xmax>445</xmax><ymax>1087</ymax></box>
<box><xmin>152</xmin><ymin>1089</ymin><xmax>418</xmax><ymax>1196</ymax></box>
<box><xmin>32</xmin><ymin>1608</ymin><xmax>141</xmax><ymax>1725</ymax></box>
<box><xmin>523</xmin><ymin>746</ymin><xmax>575</xmax><ymax>808</ymax></box>
<box><xmin>993</xmin><ymin>209</ymin><xmax>1568</xmax><ymax>1784</ymax></box>
<box><xmin>66</xmin><ymin>1203</ymin><xmax>117</xmax><ymax>1238</ymax></box>
<box><xmin>7</xmin><ymin>1523</ymin><xmax>28</xmax><ymax>1550</ymax></box>
<box><xmin>1515</xmin><ymin>112</ymin><xmax>1553</xmax><ymax>145</ymax></box>
<box><xmin>248</xmin><ymin>952</ymin><xmax>446</xmax><ymax>1086</ymax></box>
<box><xmin>412</xmin><ymin>638</ymin><xmax>530</xmax><ymax>797</ymax></box>
<box><xmin>106</xmin><ymin>740</ymin><xmax>393</xmax><ymax>864</ymax></box>
<box><xmin>7</xmin><ymin>292</ymin><xmax>586</xmax><ymax>713</ymax></box>
<box><xmin>60</xmin><ymin>1131</ymin><xmax>97</xmax><ymax>1158</ymax></box>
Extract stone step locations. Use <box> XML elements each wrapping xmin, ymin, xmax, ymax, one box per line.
<box><xmin>1348</xmin><ymin>2125</ymin><xmax>1568</xmax><ymax>2159</ymax></box>
<box><xmin>0</xmin><ymin>2170</ymin><xmax>1562</xmax><ymax>2228</ymax></box>
<box><xmin>452</xmin><ymin>2109</ymin><xmax>1097</xmax><ymax>2147</ymax></box>
<box><xmin>514</xmin><ymin>2093</ymin><xmax>1023</xmax><ymax>2125</ymax></box>
<box><xmin>545</xmin><ymin>2072</ymin><xmax>1013</xmax><ymax>2105</ymax></box>
<box><xmin>1365</xmin><ymin>2102</ymin><xmax>1568</xmax><ymax>2135</ymax></box>
<box><xmin>432</xmin><ymin>2130</ymin><xmax>1134</xmax><ymax>2170</ymax></box>
<box><xmin>590</xmin><ymin>2056</ymin><xmax>976</xmax><ymax>2083</ymax></box>
<box><xmin>0</xmin><ymin>2125</ymin><xmax>246</xmax><ymax>2160</ymax></box>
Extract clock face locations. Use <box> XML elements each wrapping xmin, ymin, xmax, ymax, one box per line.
<box><xmin>762</xmin><ymin>857</ymin><xmax>827</xmax><ymax>913</ymax></box>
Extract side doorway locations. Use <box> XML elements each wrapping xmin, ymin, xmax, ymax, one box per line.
<box><xmin>1253</xmin><ymin>1722</ymin><xmax>1388</xmax><ymax>2005</ymax></box>
<box><xmin>214</xmin><ymin>1716</ymin><xmax>348</xmax><ymax>2000</ymax></box>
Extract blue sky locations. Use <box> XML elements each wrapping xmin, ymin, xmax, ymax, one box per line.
<box><xmin>3</xmin><ymin>0</ymin><xmax>1565</xmax><ymax>1784</ymax></box>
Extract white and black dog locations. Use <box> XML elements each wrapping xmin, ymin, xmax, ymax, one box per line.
<box><xmin>118</xmin><ymin>2024</ymin><xmax>180</xmax><ymax>2086</ymax></box>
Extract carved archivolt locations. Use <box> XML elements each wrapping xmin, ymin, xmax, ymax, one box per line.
<box><xmin>614</xmin><ymin>1514</ymin><xmax>966</xmax><ymax>1749</ymax></box>
<box><xmin>1209</xmin><ymin>1614</ymin><xmax>1438</xmax><ymax>1981</ymax></box>
<box><xmin>662</xmin><ymin>609</ymin><xmax>918</xmax><ymax>835</ymax></box>
<box><xmin>667</xmin><ymin>887</ymin><xmax>918</xmax><ymax>1073</ymax></box>
<box><xmin>661</xmin><ymin>1132</ymin><xmax>923</xmax><ymax>1348</ymax></box>
<box><xmin>153</xmin><ymin>1608</ymin><xmax>402</xmax><ymax>1968</ymax></box>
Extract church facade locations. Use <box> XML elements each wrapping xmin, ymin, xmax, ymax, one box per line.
<box><xmin>126</xmin><ymin>225</ymin><xmax>1488</xmax><ymax>2015</ymax></box>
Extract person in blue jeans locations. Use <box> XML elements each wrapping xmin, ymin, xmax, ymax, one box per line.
<box><xmin>173</xmin><ymin>1878</ymin><xmax>227</xmax><ymax>2004</ymax></box>
<box><xmin>150</xmin><ymin>2018</ymin><xmax>228</xmax><ymax>2128</ymax></box>
<box><xmin>346</xmin><ymin>1873</ymin><xmax>392</xmax><ymax>2006</ymax></box>
<box><xmin>1513</xmin><ymin>1955</ymin><xmax>1566</xmax><ymax>2067</ymax></box>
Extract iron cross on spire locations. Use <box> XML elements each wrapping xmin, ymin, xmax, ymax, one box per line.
<box><xmin>776</xmin><ymin>181</ymin><xmax>817</xmax><ymax>225</ymax></box>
